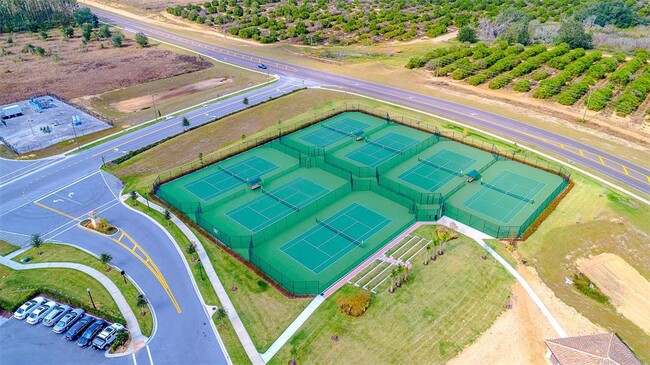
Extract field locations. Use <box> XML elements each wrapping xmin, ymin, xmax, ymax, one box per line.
<box><xmin>268</xmin><ymin>230</ymin><xmax>513</xmax><ymax>365</ymax></box>
<box><xmin>0</xmin><ymin>240</ymin><xmax>19</xmax><ymax>256</ymax></box>
<box><xmin>12</xmin><ymin>243</ymin><xmax>153</xmax><ymax>337</ymax></box>
<box><xmin>407</xmin><ymin>43</ymin><xmax>650</xmax><ymax>124</ymax></box>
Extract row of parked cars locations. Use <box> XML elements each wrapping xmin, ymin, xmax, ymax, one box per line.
<box><xmin>13</xmin><ymin>296</ymin><xmax>126</xmax><ymax>350</ymax></box>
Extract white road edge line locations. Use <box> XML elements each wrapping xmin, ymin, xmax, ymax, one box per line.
<box><xmin>146</xmin><ymin>345</ymin><xmax>154</xmax><ymax>365</ymax></box>
<box><xmin>318</xmin><ymin>87</ymin><xmax>650</xmax><ymax>206</ymax></box>
<box><xmin>132</xmin><ymin>352</ymin><xmax>137</xmax><ymax>365</ymax></box>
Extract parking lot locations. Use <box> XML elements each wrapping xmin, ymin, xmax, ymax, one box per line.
<box><xmin>0</xmin><ymin>316</ymin><xmax>130</xmax><ymax>365</ymax></box>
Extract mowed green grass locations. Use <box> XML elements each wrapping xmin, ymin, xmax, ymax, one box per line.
<box><xmin>12</xmin><ymin>243</ymin><xmax>153</xmax><ymax>337</ymax></box>
<box><xmin>0</xmin><ymin>240</ymin><xmax>19</xmax><ymax>256</ymax></box>
<box><xmin>0</xmin><ymin>264</ymin><xmax>122</xmax><ymax>323</ymax></box>
<box><xmin>269</xmin><ymin>232</ymin><xmax>514</xmax><ymax>365</ymax></box>
<box><xmin>518</xmin><ymin>177</ymin><xmax>650</xmax><ymax>363</ymax></box>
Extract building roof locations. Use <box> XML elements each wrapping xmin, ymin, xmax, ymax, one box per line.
<box><xmin>545</xmin><ymin>333</ymin><xmax>642</xmax><ymax>365</ymax></box>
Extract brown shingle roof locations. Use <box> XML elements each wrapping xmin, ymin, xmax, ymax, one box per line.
<box><xmin>545</xmin><ymin>333</ymin><xmax>642</xmax><ymax>365</ymax></box>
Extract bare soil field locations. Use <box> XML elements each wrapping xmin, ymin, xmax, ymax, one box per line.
<box><xmin>113</xmin><ymin>77</ymin><xmax>232</xmax><ymax>113</ymax></box>
<box><xmin>577</xmin><ymin>253</ymin><xmax>650</xmax><ymax>335</ymax></box>
<box><xmin>0</xmin><ymin>31</ymin><xmax>212</xmax><ymax>105</ymax></box>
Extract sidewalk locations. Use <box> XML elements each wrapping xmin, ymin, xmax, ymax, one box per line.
<box><xmin>135</xmin><ymin>195</ymin><xmax>264</xmax><ymax>365</ymax></box>
<box><xmin>0</xmin><ymin>256</ymin><xmax>145</xmax><ymax>348</ymax></box>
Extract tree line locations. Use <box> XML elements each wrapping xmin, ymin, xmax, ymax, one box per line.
<box><xmin>0</xmin><ymin>0</ymin><xmax>97</xmax><ymax>33</ymax></box>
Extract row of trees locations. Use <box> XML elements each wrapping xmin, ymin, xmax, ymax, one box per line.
<box><xmin>0</xmin><ymin>1</ymin><xmax>99</xmax><ymax>33</ymax></box>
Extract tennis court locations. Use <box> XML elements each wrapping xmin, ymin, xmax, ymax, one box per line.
<box><xmin>463</xmin><ymin>170</ymin><xmax>546</xmax><ymax>224</ymax></box>
<box><xmin>299</xmin><ymin>118</ymin><xmax>370</xmax><ymax>147</ymax></box>
<box><xmin>279</xmin><ymin>203</ymin><xmax>392</xmax><ymax>274</ymax></box>
<box><xmin>183</xmin><ymin>156</ymin><xmax>278</xmax><ymax>201</ymax></box>
<box><xmin>398</xmin><ymin>149</ymin><xmax>477</xmax><ymax>192</ymax></box>
<box><xmin>226</xmin><ymin>177</ymin><xmax>329</xmax><ymax>232</ymax></box>
<box><xmin>345</xmin><ymin>132</ymin><xmax>419</xmax><ymax>167</ymax></box>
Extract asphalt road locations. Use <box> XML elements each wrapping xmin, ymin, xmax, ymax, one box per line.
<box><xmin>93</xmin><ymin>7</ymin><xmax>650</xmax><ymax>196</ymax></box>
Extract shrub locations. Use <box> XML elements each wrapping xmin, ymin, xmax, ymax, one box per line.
<box><xmin>557</xmin><ymin>81</ymin><xmax>590</xmax><ymax>105</ymax></box>
<box><xmin>609</xmin><ymin>57</ymin><xmax>645</xmax><ymax>85</ymax></box>
<box><xmin>488</xmin><ymin>73</ymin><xmax>514</xmax><ymax>89</ymax></box>
<box><xmin>585</xmin><ymin>86</ymin><xmax>614</xmax><ymax>111</ymax></box>
<box><xmin>513</xmin><ymin>79</ymin><xmax>531</xmax><ymax>92</ymax></box>
<box><xmin>572</xmin><ymin>273</ymin><xmax>610</xmax><ymax>304</ymax></box>
<box><xmin>111</xmin><ymin>33</ymin><xmax>123</xmax><ymax>48</ymax></box>
<box><xmin>457</xmin><ymin>26</ymin><xmax>478</xmax><ymax>43</ymax></box>
<box><xmin>467</xmin><ymin>73</ymin><xmax>488</xmax><ymax>86</ymax></box>
<box><xmin>110</xmin><ymin>331</ymin><xmax>129</xmax><ymax>351</ymax></box>
<box><xmin>135</xmin><ymin>32</ymin><xmax>148</xmax><ymax>47</ymax></box>
<box><xmin>337</xmin><ymin>291</ymin><xmax>371</xmax><ymax>317</ymax></box>
<box><xmin>532</xmin><ymin>70</ymin><xmax>549</xmax><ymax>81</ymax></box>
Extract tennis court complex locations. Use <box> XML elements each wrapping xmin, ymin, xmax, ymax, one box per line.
<box><xmin>280</xmin><ymin>203</ymin><xmax>391</xmax><ymax>274</ymax></box>
<box><xmin>157</xmin><ymin>111</ymin><xmax>569</xmax><ymax>294</ymax></box>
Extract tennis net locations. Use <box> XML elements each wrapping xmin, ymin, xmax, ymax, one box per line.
<box><xmin>481</xmin><ymin>181</ymin><xmax>534</xmax><ymax>204</ymax></box>
<box><xmin>322</xmin><ymin>123</ymin><xmax>356</xmax><ymax>137</ymax></box>
<box><xmin>218</xmin><ymin>165</ymin><xmax>248</xmax><ymax>183</ymax></box>
<box><xmin>417</xmin><ymin>158</ymin><xmax>462</xmax><ymax>176</ymax></box>
<box><xmin>316</xmin><ymin>218</ymin><xmax>364</xmax><ymax>247</ymax></box>
<box><xmin>262</xmin><ymin>188</ymin><xmax>300</xmax><ymax>211</ymax></box>
<box><xmin>365</xmin><ymin>138</ymin><xmax>402</xmax><ymax>154</ymax></box>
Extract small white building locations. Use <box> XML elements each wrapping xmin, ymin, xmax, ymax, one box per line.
<box><xmin>2</xmin><ymin>105</ymin><xmax>22</xmax><ymax>119</ymax></box>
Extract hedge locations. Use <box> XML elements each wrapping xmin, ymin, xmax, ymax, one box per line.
<box><xmin>488</xmin><ymin>73</ymin><xmax>515</xmax><ymax>89</ymax></box>
<box><xmin>613</xmin><ymin>69</ymin><xmax>650</xmax><ymax>115</ymax></box>
<box><xmin>547</xmin><ymin>48</ymin><xmax>585</xmax><ymax>70</ymax></box>
<box><xmin>513</xmin><ymin>79</ymin><xmax>531</xmax><ymax>92</ymax></box>
<box><xmin>585</xmin><ymin>86</ymin><xmax>614</xmax><ymax>111</ymax></box>
<box><xmin>557</xmin><ymin>81</ymin><xmax>590</xmax><ymax>105</ymax></box>
<box><xmin>609</xmin><ymin>57</ymin><xmax>646</xmax><ymax>85</ymax></box>
<box><xmin>467</xmin><ymin>73</ymin><xmax>488</xmax><ymax>86</ymax></box>
<box><xmin>532</xmin><ymin>70</ymin><xmax>549</xmax><ymax>81</ymax></box>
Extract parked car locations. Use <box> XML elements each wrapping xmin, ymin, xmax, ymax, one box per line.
<box><xmin>13</xmin><ymin>296</ymin><xmax>46</xmax><ymax>320</ymax></box>
<box><xmin>257</xmin><ymin>63</ymin><xmax>267</xmax><ymax>69</ymax></box>
<box><xmin>53</xmin><ymin>308</ymin><xmax>84</xmax><ymax>334</ymax></box>
<box><xmin>43</xmin><ymin>305</ymin><xmax>71</xmax><ymax>327</ymax></box>
<box><xmin>26</xmin><ymin>300</ymin><xmax>57</xmax><ymax>325</ymax></box>
<box><xmin>77</xmin><ymin>319</ymin><xmax>106</xmax><ymax>347</ymax></box>
<box><xmin>92</xmin><ymin>323</ymin><xmax>125</xmax><ymax>350</ymax></box>
<box><xmin>64</xmin><ymin>315</ymin><xmax>95</xmax><ymax>341</ymax></box>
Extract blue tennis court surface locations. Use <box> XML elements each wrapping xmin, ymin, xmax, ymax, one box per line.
<box><xmin>464</xmin><ymin>170</ymin><xmax>546</xmax><ymax>224</ymax></box>
<box><xmin>345</xmin><ymin>132</ymin><xmax>418</xmax><ymax>167</ymax></box>
<box><xmin>226</xmin><ymin>177</ymin><xmax>328</xmax><ymax>232</ymax></box>
<box><xmin>399</xmin><ymin>149</ymin><xmax>476</xmax><ymax>192</ymax></box>
<box><xmin>280</xmin><ymin>203</ymin><xmax>391</xmax><ymax>274</ymax></box>
<box><xmin>183</xmin><ymin>156</ymin><xmax>277</xmax><ymax>201</ymax></box>
<box><xmin>299</xmin><ymin>118</ymin><xmax>370</xmax><ymax>147</ymax></box>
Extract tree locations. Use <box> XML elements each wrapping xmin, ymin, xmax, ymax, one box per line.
<box><xmin>430</xmin><ymin>238</ymin><xmax>439</xmax><ymax>262</ymax></box>
<box><xmin>74</xmin><ymin>8</ymin><xmax>98</xmax><ymax>27</ymax></box>
<box><xmin>129</xmin><ymin>190</ymin><xmax>138</xmax><ymax>203</ymax></box>
<box><xmin>135</xmin><ymin>32</ymin><xmax>149</xmax><ymax>47</ymax></box>
<box><xmin>163</xmin><ymin>209</ymin><xmax>171</xmax><ymax>224</ymax></box>
<box><xmin>389</xmin><ymin>268</ymin><xmax>397</xmax><ymax>293</ymax></box>
<box><xmin>182</xmin><ymin>117</ymin><xmax>190</xmax><ymax>127</ymax></box>
<box><xmin>437</xmin><ymin>228</ymin><xmax>452</xmax><ymax>255</ymax></box>
<box><xmin>242</xmin><ymin>97</ymin><xmax>249</xmax><ymax>105</ymax></box>
<box><xmin>215</xmin><ymin>307</ymin><xmax>228</xmax><ymax>326</ymax></box>
<box><xmin>100</xmin><ymin>253</ymin><xmax>113</xmax><ymax>271</ymax></box>
<box><xmin>457</xmin><ymin>26</ymin><xmax>478</xmax><ymax>43</ymax></box>
<box><xmin>395</xmin><ymin>265</ymin><xmax>404</xmax><ymax>287</ymax></box>
<box><xmin>98</xmin><ymin>24</ymin><xmax>111</xmax><ymax>39</ymax></box>
<box><xmin>81</xmin><ymin>22</ymin><xmax>93</xmax><ymax>42</ymax></box>
<box><xmin>186</xmin><ymin>242</ymin><xmax>197</xmax><ymax>255</ymax></box>
<box><xmin>136</xmin><ymin>294</ymin><xmax>148</xmax><ymax>316</ymax></box>
<box><xmin>111</xmin><ymin>33</ymin><xmax>123</xmax><ymax>48</ymax></box>
<box><xmin>31</xmin><ymin>233</ymin><xmax>44</xmax><ymax>255</ymax></box>
<box><xmin>424</xmin><ymin>244</ymin><xmax>431</xmax><ymax>265</ymax></box>
<box><xmin>555</xmin><ymin>19</ymin><xmax>593</xmax><ymax>49</ymax></box>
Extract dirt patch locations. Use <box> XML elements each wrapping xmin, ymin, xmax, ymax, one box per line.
<box><xmin>0</xmin><ymin>31</ymin><xmax>212</xmax><ymax>105</ymax></box>
<box><xmin>112</xmin><ymin>77</ymin><xmax>232</xmax><ymax>113</ymax></box>
<box><xmin>576</xmin><ymin>253</ymin><xmax>650</xmax><ymax>335</ymax></box>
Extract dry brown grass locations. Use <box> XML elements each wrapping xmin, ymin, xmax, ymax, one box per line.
<box><xmin>0</xmin><ymin>30</ymin><xmax>212</xmax><ymax>105</ymax></box>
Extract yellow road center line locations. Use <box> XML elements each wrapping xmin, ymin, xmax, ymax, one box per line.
<box><xmin>598</xmin><ymin>155</ymin><xmax>604</xmax><ymax>164</ymax></box>
<box><xmin>622</xmin><ymin>165</ymin><xmax>629</xmax><ymax>176</ymax></box>
<box><xmin>34</xmin><ymin>201</ymin><xmax>81</xmax><ymax>222</ymax></box>
<box><xmin>579</xmin><ymin>150</ymin><xmax>584</xmax><ymax>157</ymax></box>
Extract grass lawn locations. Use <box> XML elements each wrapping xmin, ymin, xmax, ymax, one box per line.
<box><xmin>12</xmin><ymin>243</ymin><xmax>153</xmax><ymax>337</ymax></box>
<box><xmin>517</xmin><ymin>177</ymin><xmax>650</xmax><ymax>363</ymax></box>
<box><xmin>0</xmin><ymin>264</ymin><xmax>122</xmax><ymax>324</ymax></box>
<box><xmin>268</xmin><ymin>232</ymin><xmax>513</xmax><ymax>365</ymax></box>
<box><xmin>0</xmin><ymin>240</ymin><xmax>19</xmax><ymax>256</ymax></box>
<box><xmin>213</xmin><ymin>312</ymin><xmax>251</xmax><ymax>365</ymax></box>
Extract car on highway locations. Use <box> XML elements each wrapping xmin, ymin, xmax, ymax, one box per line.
<box><xmin>13</xmin><ymin>296</ymin><xmax>46</xmax><ymax>320</ymax></box>
<box><xmin>77</xmin><ymin>319</ymin><xmax>106</xmax><ymax>347</ymax></box>
<box><xmin>64</xmin><ymin>315</ymin><xmax>95</xmax><ymax>341</ymax></box>
<box><xmin>257</xmin><ymin>63</ymin><xmax>267</xmax><ymax>69</ymax></box>
<box><xmin>92</xmin><ymin>323</ymin><xmax>125</xmax><ymax>350</ymax></box>
<box><xmin>26</xmin><ymin>300</ymin><xmax>57</xmax><ymax>325</ymax></box>
<box><xmin>43</xmin><ymin>305</ymin><xmax>71</xmax><ymax>327</ymax></box>
<box><xmin>53</xmin><ymin>308</ymin><xmax>84</xmax><ymax>334</ymax></box>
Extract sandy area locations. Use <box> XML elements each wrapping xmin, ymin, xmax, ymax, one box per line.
<box><xmin>113</xmin><ymin>77</ymin><xmax>232</xmax><ymax>113</ymax></box>
<box><xmin>449</xmin><ymin>265</ymin><xmax>604</xmax><ymax>365</ymax></box>
<box><xmin>577</xmin><ymin>253</ymin><xmax>650</xmax><ymax>336</ymax></box>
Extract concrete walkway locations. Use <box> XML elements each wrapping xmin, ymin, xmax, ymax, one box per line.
<box><xmin>0</xmin><ymin>255</ymin><xmax>145</xmax><ymax>348</ymax></box>
<box><xmin>436</xmin><ymin>217</ymin><xmax>568</xmax><ymax>338</ymax></box>
<box><xmin>135</xmin><ymin>196</ymin><xmax>264</xmax><ymax>365</ymax></box>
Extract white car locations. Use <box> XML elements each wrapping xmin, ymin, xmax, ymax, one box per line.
<box><xmin>13</xmin><ymin>296</ymin><xmax>46</xmax><ymax>320</ymax></box>
<box><xmin>43</xmin><ymin>305</ymin><xmax>71</xmax><ymax>327</ymax></box>
<box><xmin>92</xmin><ymin>323</ymin><xmax>125</xmax><ymax>350</ymax></box>
<box><xmin>26</xmin><ymin>300</ymin><xmax>57</xmax><ymax>325</ymax></box>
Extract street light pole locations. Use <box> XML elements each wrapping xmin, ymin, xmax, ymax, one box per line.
<box><xmin>86</xmin><ymin>287</ymin><xmax>97</xmax><ymax>310</ymax></box>
<box><xmin>197</xmin><ymin>258</ymin><xmax>204</xmax><ymax>281</ymax></box>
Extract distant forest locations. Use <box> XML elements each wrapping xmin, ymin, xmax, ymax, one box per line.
<box><xmin>0</xmin><ymin>0</ymin><xmax>78</xmax><ymax>33</ymax></box>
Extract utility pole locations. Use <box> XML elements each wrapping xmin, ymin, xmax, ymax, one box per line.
<box><xmin>582</xmin><ymin>90</ymin><xmax>592</xmax><ymax>122</ymax></box>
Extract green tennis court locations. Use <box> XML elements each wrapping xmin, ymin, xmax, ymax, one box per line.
<box><xmin>463</xmin><ymin>170</ymin><xmax>546</xmax><ymax>224</ymax></box>
<box><xmin>226</xmin><ymin>177</ymin><xmax>329</xmax><ymax>232</ymax></box>
<box><xmin>299</xmin><ymin>118</ymin><xmax>370</xmax><ymax>147</ymax></box>
<box><xmin>345</xmin><ymin>132</ymin><xmax>419</xmax><ymax>167</ymax></box>
<box><xmin>279</xmin><ymin>203</ymin><xmax>392</xmax><ymax>274</ymax></box>
<box><xmin>398</xmin><ymin>149</ymin><xmax>477</xmax><ymax>192</ymax></box>
<box><xmin>184</xmin><ymin>156</ymin><xmax>278</xmax><ymax>201</ymax></box>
